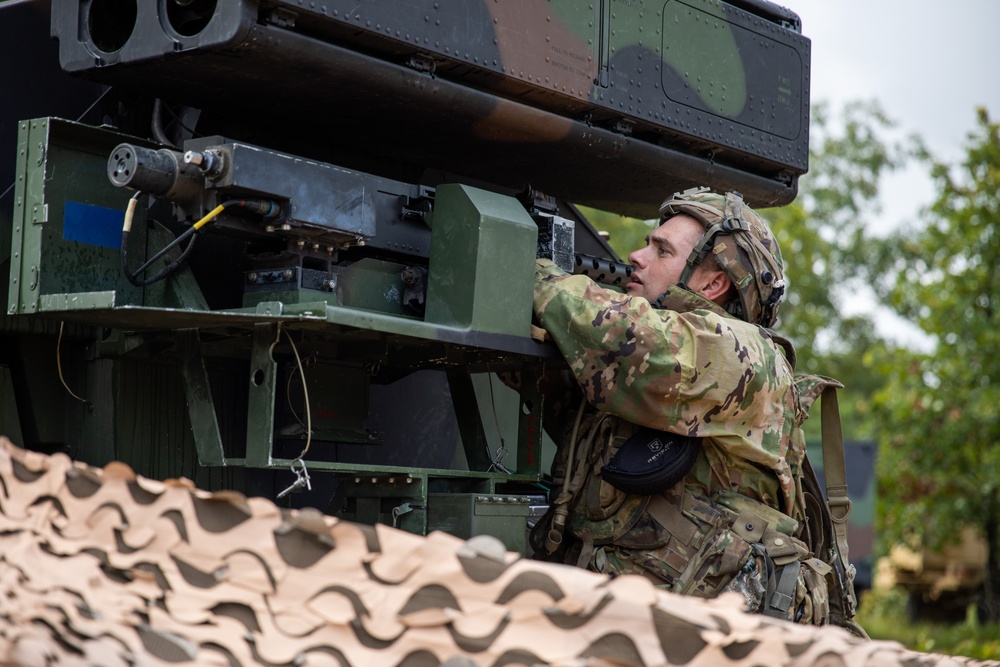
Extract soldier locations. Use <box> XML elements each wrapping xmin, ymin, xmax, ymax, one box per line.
<box><xmin>531</xmin><ymin>187</ymin><xmax>834</xmax><ymax>625</ymax></box>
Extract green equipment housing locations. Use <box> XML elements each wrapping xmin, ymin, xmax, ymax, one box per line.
<box><xmin>0</xmin><ymin>0</ymin><xmax>811</xmax><ymax>553</ymax></box>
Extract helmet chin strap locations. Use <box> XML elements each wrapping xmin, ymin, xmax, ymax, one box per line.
<box><xmin>676</xmin><ymin>212</ymin><xmax>749</xmax><ymax>290</ymax></box>
<box><xmin>677</xmin><ymin>222</ymin><xmax>722</xmax><ymax>290</ymax></box>
<box><xmin>676</xmin><ymin>192</ymin><xmax>750</xmax><ymax>314</ymax></box>
<box><xmin>676</xmin><ymin>234</ymin><xmax>744</xmax><ymax>321</ymax></box>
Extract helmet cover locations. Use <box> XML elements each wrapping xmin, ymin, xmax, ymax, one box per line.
<box><xmin>658</xmin><ymin>187</ymin><xmax>785</xmax><ymax>327</ymax></box>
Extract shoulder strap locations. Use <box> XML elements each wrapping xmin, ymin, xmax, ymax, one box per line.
<box><xmin>820</xmin><ymin>386</ymin><xmax>852</xmax><ymax>577</ymax></box>
<box><xmin>818</xmin><ymin>385</ymin><xmax>867</xmax><ymax>634</ymax></box>
<box><xmin>793</xmin><ymin>374</ymin><xmax>868</xmax><ymax>635</ymax></box>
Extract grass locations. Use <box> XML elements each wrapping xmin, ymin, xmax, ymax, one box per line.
<box><xmin>855</xmin><ymin>587</ymin><xmax>1000</xmax><ymax>660</ymax></box>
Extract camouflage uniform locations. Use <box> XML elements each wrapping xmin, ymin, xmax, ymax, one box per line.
<box><xmin>531</xmin><ymin>258</ymin><xmax>832</xmax><ymax>624</ymax></box>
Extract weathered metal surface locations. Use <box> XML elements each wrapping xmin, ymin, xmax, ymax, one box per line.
<box><xmin>9</xmin><ymin>118</ymin><xmax>149</xmax><ymax>315</ymax></box>
<box><xmin>177</xmin><ymin>329</ymin><xmax>227</xmax><ymax>467</ymax></box>
<box><xmin>48</xmin><ymin>0</ymin><xmax>811</xmax><ymax>215</ymax></box>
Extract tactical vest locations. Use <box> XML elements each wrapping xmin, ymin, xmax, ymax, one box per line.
<box><xmin>530</xmin><ymin>374</ymin><xmax>863</xmax><ymax>633</ymax></box>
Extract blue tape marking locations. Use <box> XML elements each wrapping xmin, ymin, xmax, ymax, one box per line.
<box><xmin>63</xmin><ymin>201</ymin><xmax>124</xmax><ymax>250</ymax></box>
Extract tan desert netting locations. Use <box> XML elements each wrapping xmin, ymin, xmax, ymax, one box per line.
<box><xmin>0</xmin><ymin>437</ymin><xmax>992</xmax><ymax>667</ymax></box>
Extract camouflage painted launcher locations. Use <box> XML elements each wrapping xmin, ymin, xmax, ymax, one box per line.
<box><xmin>50</xmin><ymin>0</ymin><xmax>811</xmax><ymax>218</ymax></box>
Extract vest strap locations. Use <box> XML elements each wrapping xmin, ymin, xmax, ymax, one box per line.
<box><xmin>765</xmin><ymin>562</ymin><xmax>800</xmax><ymax>617</ymax></box>
<box><xmin>647</xmin><ymin>495</ymin><xmax>698</xmax><ymax>545</ymax></box>
<box><xmin>576</xmin><ymin>529</ymin><xmax>595</xmax><ymax>569</ymax></box>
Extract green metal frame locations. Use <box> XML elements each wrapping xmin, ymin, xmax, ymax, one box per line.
<box><xmin>8</xmin><ymin>117</ymin><xmax>555</xmax><ymax>548</ymax></box>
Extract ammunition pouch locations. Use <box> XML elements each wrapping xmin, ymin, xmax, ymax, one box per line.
<box><xmin>721</xmin><ymin>500</ymin><xmax>832</xmax><ymax>624</ymax></box>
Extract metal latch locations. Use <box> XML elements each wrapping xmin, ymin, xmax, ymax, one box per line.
<box><xmin>391</xmin><ymin>502</ymin><xmax>427</xmax><ymax>528</ymax></box>
<box><xmin>406</xmin><ymin>53</ymin><xmax>437</xmax><ymax>75</ymax></box>
<box><xmin>265</xmin><ymin>8</ymin><xmax>298</xmax><ymax>29</ymax></box>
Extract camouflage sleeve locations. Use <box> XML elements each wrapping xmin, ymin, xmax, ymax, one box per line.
<box><xmin>533</xmin><ymin>259</ymin><xmax>794</xmax><ymax>468</ymax></box>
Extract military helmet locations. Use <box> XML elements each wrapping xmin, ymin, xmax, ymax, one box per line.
<box><xmin>658</xmin><ymin>187</ymin><xmax>785</xmax><ymax>328</ymax></box>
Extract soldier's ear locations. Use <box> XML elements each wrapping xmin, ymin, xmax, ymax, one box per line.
<box><xmin>696</xmin><ymin>270</ymin><xmax>731</xmax><ymax>305</ymax></box>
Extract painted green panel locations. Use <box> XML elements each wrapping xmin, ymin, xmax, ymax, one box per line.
<box><xmin>10</xmin><ymin>118</ymin><xmax>150</xmax><ymax>316</ymax></box>
<box><xmin>337</xmin><ymin>258</ymin><xmax>410</xmax><ymax>316</ymax></box>
<box><xmin>427</xmin><ymin>493</ymin><xmax>532</xmax><ymax>552</ymax></box>
<box><xmin>661</xmin><ymin>0</ymin><xmax>746</xmax><ymax>116</ymax></box>
<box><xmin>425</xmin><ymin>184</ymin><xmax>536</xmax><ymax>336</ymax></box>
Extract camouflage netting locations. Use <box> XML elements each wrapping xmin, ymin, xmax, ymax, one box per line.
<box><xmin>0</xmin><ymin>437</ymin><xmax>994</xmax><ymax>667</ymax></box>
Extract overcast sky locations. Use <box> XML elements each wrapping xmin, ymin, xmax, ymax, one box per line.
<box><xmin>790</xmin><ymin>1</ymin><xmax>1000</xmax><ymax>345</ymax></box>
<box><xmin>795</xmin><ymin>0</ymin><xmax>1000</xmax><ymax>230</ymax></box>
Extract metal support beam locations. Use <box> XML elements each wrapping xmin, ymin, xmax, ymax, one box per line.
<box><xmin>0</xmin><ymin>365</ymin><xmax>24</xmax><ymax>446</ymax></box>
<box><xmin>447</xmin><ymin>368</ymin><xmax>493</xmax><ymax>473</ymax></box>
<box><xmin>246</xmin><ymin>322</ymin><xmax>279</xmax><ymax>467</ymax></box>
<box><xmin>516</xmin><ymin>363</ymin><xmax>544</xmax><ymax>477</ymax></box>
<box><xmin>176</xmin><ymin>329</ymin><xmax>226</xmax><ymax>466</ymax></box>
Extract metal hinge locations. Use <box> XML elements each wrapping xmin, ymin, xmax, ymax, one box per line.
<box><xmin>406</xmin><ymin>53</ymin><xmax>437</xmax><ymax>76</ymax></box>
<box><xmin>31</xmin><ymin>203</ymin><xmax>48</xmax><ymax>225</ymax></box>
<box><xmin>265</xmin><ymin>8</ymin><xmax>298</xmax><ymax>29</ymax></box>
<box><xmin>613</xmin><ymin>118</ymin><xmax>634</xmax><ymax>136</ymax></box>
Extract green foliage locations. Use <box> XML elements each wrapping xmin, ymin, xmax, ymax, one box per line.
<box><xmin>872</xmin><ymin>108</ymin><xmax>1000</xmax><ymax>618</ymax></box>
<box><xmin>857</xmin><ymin>587</ymin><xmax>1000</xmax><ymax>660</ymax></box>
<box><xmin>767</xmin><ymin>101</ymin><xmax>915</xmax><ymax>439</ymax></box>
<box><xmin>773</xmin><ymin>102</ymin><xmax>909</xmax><ymax>347</ymax></box>
<box><xmin>577</xmin><ymin>205</ymin><xmax>654</xmax><ymax>260</ymax></box>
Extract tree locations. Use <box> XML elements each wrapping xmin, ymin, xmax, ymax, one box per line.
<box><xmin>766</xmin><ymin>100</ymin><xmax>912</xmax><ymax>438</ymax></box>
<box><xmin>874</xmin><ymin>108</ymin><xmax>1000</xmax><ymax>620</ymax></box>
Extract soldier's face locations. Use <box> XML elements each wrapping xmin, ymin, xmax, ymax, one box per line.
<box><xmin>625</xmin><ymin>214</ymin><xmax>706</xmax><ymax>301</ymax></box>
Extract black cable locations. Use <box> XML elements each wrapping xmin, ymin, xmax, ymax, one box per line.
<box><xmin>151</xmin><ymin>98</ymin><xmax>178</xmax><ymax>149</ymax></box>
<box><xmin>120</xmin><ymin>198</ymin><xmax>275</xmax><ymax>287</ymax></box>
<box><xmin>122</xmin><ymin>227</ymin><xmax>199</xmax><ymax>287</ymax></box>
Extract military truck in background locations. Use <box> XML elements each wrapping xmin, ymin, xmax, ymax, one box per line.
<box><xmin>808</xmin><ymin>437</ymin><xmax>987</xmax><ymax>620</ymax></box>
<box><xmin>808</xmin><ymin>439</ymin><xmax>876</xmax><ymax>594</ymax></box>
<box><xmin>0</xmin><ymin>0</ymin><xmax>811</xmax><ymax>552</ymax></box>
<box><xmin>876</xmin><ymin>528</ymin><xmax>989</xmax><ymax>623</ymax></box>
